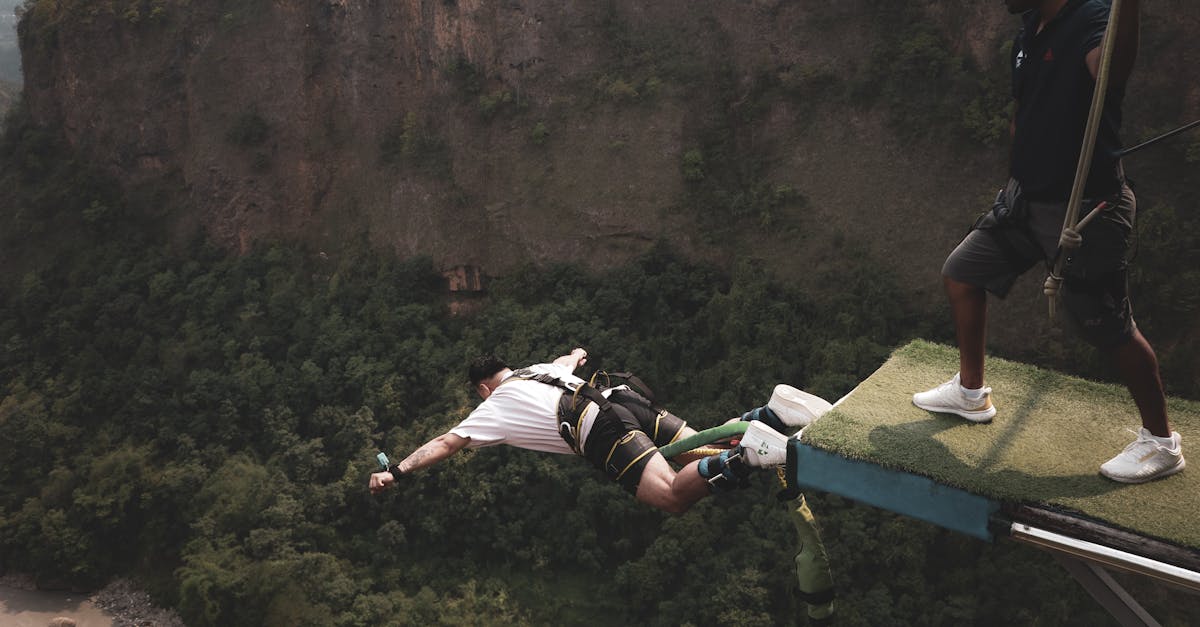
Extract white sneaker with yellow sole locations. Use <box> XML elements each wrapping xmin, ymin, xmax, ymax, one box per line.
<box><xmin>912</xmin><ymin>373</ymin><xmax>996</xmax><ymax>423</ymax></box>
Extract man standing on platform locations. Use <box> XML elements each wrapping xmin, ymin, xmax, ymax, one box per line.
<box><xmin>912</xmin><ymin>0</ymin><xmax>1185</xmax><ymax>483</ymax></box>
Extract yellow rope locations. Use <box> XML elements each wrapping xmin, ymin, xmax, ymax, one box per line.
<box><xmin>686</xmin><ymin>447</ymin><xmax>727</xmax><ymax>458</ymax></box>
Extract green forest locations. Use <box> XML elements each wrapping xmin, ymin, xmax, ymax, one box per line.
<box><xmin>2</xmin><ymin>101</ymin><xmax>1199</xmax><ymax>626</ymax></box>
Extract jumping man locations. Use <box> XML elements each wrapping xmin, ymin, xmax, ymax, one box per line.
<box><xmin>369</xmin><ymin>348</ymin><xmax>809</xmax><ymax>513</ymax></box>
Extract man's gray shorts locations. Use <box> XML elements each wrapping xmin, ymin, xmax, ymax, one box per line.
<box><xmin>942</xmin><ymin>178</ymin><xmax>1137</xmax><ymax>349</ymax></box>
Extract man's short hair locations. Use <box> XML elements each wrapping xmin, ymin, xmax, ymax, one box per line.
<box><xmin>468</xmin><ymin>355</ymin><xmax>509</xmax><ymax>386</ymax></box>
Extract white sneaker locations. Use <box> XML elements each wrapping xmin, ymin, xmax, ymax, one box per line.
<box><xmin>768</xmin><ymin>384</ymin><xmax>833</xmax><ymax>430</ymax></box>
<box><xmin>739</xmin><ymin>420</ymin><xmax>790</xmax><ymax>467</ymax></box>
<box><xmin>912</xmin><ymin>373</ymin><xmax>996</xmax><ymax>423</ymax></box>
<box><xmin>1100</xmin><ymin>428</ymin><xmax>1186</xmax><ymax>484</ymax></box>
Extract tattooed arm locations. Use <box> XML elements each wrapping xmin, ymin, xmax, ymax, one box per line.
<box><xmin>369</xmin><ymin>433</ymin><xmax>470</xmax><ymax>494</ymax></box>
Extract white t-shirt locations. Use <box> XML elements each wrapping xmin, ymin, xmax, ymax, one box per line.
<box><xmin>449</xmin><ymin>363</ymin><xmax>605</xmax><ymax>455</ymax></box>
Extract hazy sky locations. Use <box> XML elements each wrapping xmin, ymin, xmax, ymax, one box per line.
<box><xmin>0</xmin><ymin>0</ymin><xmax>19</xmax><ymax>83</ymax></box>
<box><xmin>0</xmin><ymin>0</ymin><xmax>18</xmax><ymax>40</ymax></box>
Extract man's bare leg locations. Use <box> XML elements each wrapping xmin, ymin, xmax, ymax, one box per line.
<box><xmin>634</xmin><ymin>454</ymin><xmax>710</xmax><ymax>515</ymax></box>
<box><xmin>946</xmin><ymin>275</ymin><xmax>988</xmax><ymax>389</ymax></box>
<box><xmin>913</xmin><ymin>276</ymin><xmax>997</xmax><ymax>421</ymax></box>
<box><xmin>1113</xmin><ymin>329</ymin><xmax>1170</xmax><ymax>437</ymax></box>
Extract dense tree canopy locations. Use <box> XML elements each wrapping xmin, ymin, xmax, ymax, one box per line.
<box><xmin>2</xmin><ymin>219</ymin><xmax>1195</xmax><ymax>624</ymax></box>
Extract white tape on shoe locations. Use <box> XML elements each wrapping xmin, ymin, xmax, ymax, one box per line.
<box><xmin>740</xmin><ymin>420</ymin><xmax>789</xmax><ymax>467</ymax></box>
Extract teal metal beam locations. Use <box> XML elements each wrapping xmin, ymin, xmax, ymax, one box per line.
<box><xmin>788</xmin><ymin>441</ymin><xmax>1001</xmax><ymax>541</ymax></box>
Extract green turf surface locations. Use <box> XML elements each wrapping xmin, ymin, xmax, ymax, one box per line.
<box><xmin>802</xmin><ymin>340</ymin><xmax>1200</xmax><ymax>550</ymax></box>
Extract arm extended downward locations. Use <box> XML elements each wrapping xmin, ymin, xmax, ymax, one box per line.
<box><xmin>369</xmin><ymin>433</ymin><xmax>470</xmax><ymax>494</ymax></box>
<box><xmin>1086</xmin><ymin>0</ymin><xmax>1139</xmax><ymax>88</ymax></box>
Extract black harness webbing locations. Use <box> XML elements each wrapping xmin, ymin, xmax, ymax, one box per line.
<box><xmin>588</xmin><ymin>371</ymin><xmax>656</xmax><ymax>405</ymax></box>
<box><xmin>502</xmin><ymin>368</ymin><xmax>610</xmax><ymax>455</ymax></box>
<box><xmin>975</xmin><ymin>189</ymin><xmax>1038</xmax><ymax>275</ymax></box>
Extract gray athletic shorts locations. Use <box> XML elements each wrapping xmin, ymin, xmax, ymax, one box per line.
<box><xmin>942</xmin><ymin>178</ymin><xmax>1137</xmax><ymax>349</ymax></box>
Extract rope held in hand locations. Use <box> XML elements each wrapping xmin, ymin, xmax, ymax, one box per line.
<box><xmin>1046</xmin><ymin>0</ymin><xmax>1124</xmax><ymax>316</ymax></box>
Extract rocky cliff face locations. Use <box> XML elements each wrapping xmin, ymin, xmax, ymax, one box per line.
<box><xmin>15</xmin><ymin>0</ymin><xmax>1200</xmax><ymax>294</ymax></box>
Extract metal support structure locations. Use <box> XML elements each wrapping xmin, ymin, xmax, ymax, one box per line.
<box><xmin>1008</xmin><ymin>520</ymin><xmax>1200</xmax><ymax>626</ymax></box>
<box><xmin>1052</xmin><ymin>553</ymin><xmax>1160</xmax><ymax>627</ymax></box>
<box><xmin>1008</xmin><ymin>523</ymin><xmax>1200</xmax><ymax>593</ymax></box>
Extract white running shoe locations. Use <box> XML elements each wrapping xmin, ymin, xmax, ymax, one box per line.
<box><xmin>912</xmin><ymin>373</ymin><xmax>996</xmax><ymax>423</ymax></box>
<box><xmin>1099</xmin><ymin>428</ymin><xmax>1186</xmax><ymax>484</ymax></box>
<box><xmin>768</xmin><ymin>384</ymin><xmax>833</xmax><ymax>430</ymax></box>
<box><xmin>739</xmin><ymin>420</ymin><xmax>790</xmax><ymax>467</ymax></box>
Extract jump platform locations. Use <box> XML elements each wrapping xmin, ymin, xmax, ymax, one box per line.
<box><xmin>789</xmin><ymin>340</ymin><xmax>1200</xmax><ymax>625</ymax></box>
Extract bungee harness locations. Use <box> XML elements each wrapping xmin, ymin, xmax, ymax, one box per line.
<box><xmin>502</xmin><ymin>367</ymin><xmax>684</xmax><ymax>483</ymax></box>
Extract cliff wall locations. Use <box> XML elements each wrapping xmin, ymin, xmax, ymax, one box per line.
<box><xmin>14</xmin><ymin>0</ymin><xmax>1200</xmax><ymax>303</ymax></box>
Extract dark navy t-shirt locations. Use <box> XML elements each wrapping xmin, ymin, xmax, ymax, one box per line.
<box><xmin>1010</xmin><ymin>0</ymin><xmax>1124</xmax><ymax>201</ymax></box>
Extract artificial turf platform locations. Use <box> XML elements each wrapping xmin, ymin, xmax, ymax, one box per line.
<box><xmin>801</xmin><ymin>340</ymin><xmax>1200</xmax><ymax>551</ymax></box>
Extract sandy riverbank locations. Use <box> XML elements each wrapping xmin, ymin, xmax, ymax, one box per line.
<box><xmin>0</xmin><ymin>582</ymin><xmax>113</xmax><ymax>627</ymax></box>
<box><xmin>0</xmin><ymin>575</ymin><xmax>183</xmax><ymax>627</ymax></box>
